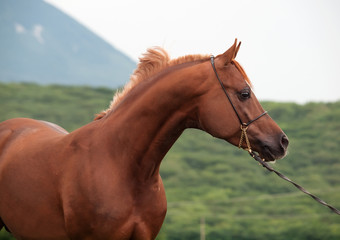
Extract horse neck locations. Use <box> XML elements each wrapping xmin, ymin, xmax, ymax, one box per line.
<box><xmin>101</xmin><ymin>61</ymin><xmax>210</xmax><ymax>181</ymax></box>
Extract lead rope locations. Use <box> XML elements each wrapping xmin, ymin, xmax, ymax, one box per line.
<box><xmin>248</xmin><ymin>150</ymin><xmax>340</xmax><ymax>215</ymax></box>
<box><xmin>239</xmin><ymin>119</ymin><xmax>340</xmax><ymax>215</ymax></box>
<box><xmin>210</xmin><ymin>55</ymin><xmax>340</xmax><ymax>215</ymax></box>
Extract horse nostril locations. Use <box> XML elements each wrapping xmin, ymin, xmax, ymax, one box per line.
<box><xmin>281</xmin><ymin>134</ymin><xmax>289</xmax><ymax>150</ymax></box>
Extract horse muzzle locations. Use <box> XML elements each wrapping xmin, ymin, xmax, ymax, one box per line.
<box><xmin>256</xmin><ymin>133</ymin><xmax>289</xmax><ymax>162</ymax></box>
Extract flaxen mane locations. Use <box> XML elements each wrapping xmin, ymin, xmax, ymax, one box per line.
<box><xmin>94</xmin><ymin>47</ymin><xmax>210</xmax><ymax>120</ymax></box>
<box><xmin>94</xmin><ymin>47</ymin><xmax>250</xmax><ymax>120</ymax></box>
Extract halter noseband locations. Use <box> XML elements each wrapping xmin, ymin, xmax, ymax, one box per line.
<box><xmin>210</xmin><ymin>56</ymin><xmax>267</xmax><ymax>153</ymax></box>
<box><xmin>210</xmin><ymin>56</ymin><xmax>340</xmax><ymax>216</ymax></box>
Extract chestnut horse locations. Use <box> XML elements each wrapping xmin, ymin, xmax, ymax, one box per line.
<box><xmin>0</xmin><ymin>40</ymin><xmax>288</xmax><ymax>239</ymax></box>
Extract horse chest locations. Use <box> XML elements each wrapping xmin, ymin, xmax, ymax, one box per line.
<box><xmin>62</xmin><ymin>177</ymin><xmax>167</xmax><ymax>239</ymax></box>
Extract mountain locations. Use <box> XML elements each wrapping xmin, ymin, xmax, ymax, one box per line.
<box><xmin>0</xmin><ymin>0</ymin><xmax>136</xmax><ymax>88</ymax></box>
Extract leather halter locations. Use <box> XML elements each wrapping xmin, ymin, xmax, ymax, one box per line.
<box><xmin>211</xmin><ymin>57</ymin><xmax>340</xmax><ymax>216</ymax></box>
<box><xmin>210</xmin><ymin>56</ymin><xmax>267</xmax><ymax>152</ymax></box>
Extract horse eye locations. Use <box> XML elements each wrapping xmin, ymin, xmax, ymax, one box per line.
<box><xmin>239</xmin><ymin>90</ymin><xmax>251</xmax><ymax>100</ymax></box>
<box><xmin>241</xmin><ymin>92</ymin><xmax>250</xmax><ymax>98</ymax></box>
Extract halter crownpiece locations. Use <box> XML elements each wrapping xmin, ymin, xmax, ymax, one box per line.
<box><xmin>211</xmin><ymin>51</ymin><xmax>340</xmax><ymax>215</ymax></box>
<box><xmin>210</xmin><ymin>55</ymin><xmax>267</xmax><ymax>153</ymax></box>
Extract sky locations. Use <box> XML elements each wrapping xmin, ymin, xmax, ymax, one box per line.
<box><xmin>44</xmin><ymin>0</ymin><xmax>340</xmax><ymax>103</ymax></box>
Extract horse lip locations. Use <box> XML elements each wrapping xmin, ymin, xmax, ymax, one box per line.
<box><xmin>259</xmin><ymin>146</ymin><xmax>288</xmax><ymax>162</ymax></box>
<box><xmin>261</xmin><ymin>154</ymin><xmax>276</xmax><ymax>162</ymax></box>
<box><xmin>259</xmin><ymin>147</ymin><xmax>277</xmax><ymax>162</ymax></box>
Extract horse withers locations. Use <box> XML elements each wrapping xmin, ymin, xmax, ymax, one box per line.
<box><xmin>0</xmin><ymin>40</ymin><xmax>288</xmax><ymax>239</ymax></box>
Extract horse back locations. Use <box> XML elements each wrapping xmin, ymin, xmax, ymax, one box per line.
<box><xmin>0</xmin><ymin>118</ymin><xmax>69</xmax><ymax>167</ymax></box>
<box><xmin>1</xmin><ymin>117</ymin><xmax>66</xmax><ymax>142</ymax></box>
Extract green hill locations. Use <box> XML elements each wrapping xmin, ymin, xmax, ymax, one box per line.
<box><xmin>1</xmin><ymin>82</ymin><xmax>340</xmax><ymax>240</ymax></box>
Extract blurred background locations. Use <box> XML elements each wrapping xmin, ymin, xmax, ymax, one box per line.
<box><xmin>1</xmin><ymin>0</ymin><xmax>340</xmax><ymax>239</ymax></box>
<box><xmin>2</xmin><ymin>0</ymin><xmax>340</xmax><ymax>102</ymax></box>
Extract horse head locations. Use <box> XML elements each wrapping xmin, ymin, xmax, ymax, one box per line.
<box><xmin>197</xmin><ymin>39</ymin><xmax>288</xmax><ymax>162</ymax></box>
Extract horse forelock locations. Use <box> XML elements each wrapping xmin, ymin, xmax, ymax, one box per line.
<box><xmin>94</xmin><ymin>47</ymin><xmax>210</xmax><ymax>120</ymax></box>
<box><xmin>231</xmin><ymin>59</ymin><xmax>252</xmax><ymax>88</ymax></box>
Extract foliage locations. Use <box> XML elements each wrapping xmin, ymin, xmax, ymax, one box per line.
<box><xmin>0</xmin><ymin>82</ymin><xmax>115</xmax><ymax>130</ymax></box>
<box><xmin>0</xmin><ymin>83</ymin><xmax>339</xmax><ymax>239</ymax></box>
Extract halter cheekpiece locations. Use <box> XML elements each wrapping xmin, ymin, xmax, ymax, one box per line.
<box><xmin>210</xmin><ymin>55</ymin><xmax>268</xmax><ymax>152</ymax></box>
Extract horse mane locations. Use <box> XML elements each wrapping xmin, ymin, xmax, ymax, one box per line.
<box><xmin>94</xmin><ymin>47</ymin><xmax>210</xmax><ymax>120</ymax></box>
<box><xmin>94</xmin><ymin>46</ymin><xmax>251</xmax><ymax>120</ymax></box>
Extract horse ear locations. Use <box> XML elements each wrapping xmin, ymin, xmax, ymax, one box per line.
<box><xmin>235</xmin><ymin>41</ymin><xmax>241</xmax><ymax>58</ymax></box>
<box><xmin>216</xmin><ymin>39</ymin><xmax>240</xmax><ymax>66</ymax></box>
